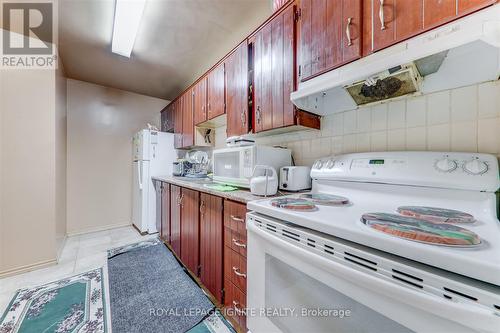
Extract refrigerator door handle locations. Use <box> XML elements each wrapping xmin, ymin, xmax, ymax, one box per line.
<box><xmin>138</xmin><ymin>162</ymin><xmax>143</xmax><ymax>190</ymax></box>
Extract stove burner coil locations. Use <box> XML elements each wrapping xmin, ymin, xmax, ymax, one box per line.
<box><xmin>299</xmin><ymin>193</ymin><xmax>350</xmax><ymax>206</ymax></box>
<box><xmin>270</xmin><ymin>198</ymin><xmax>318</xmax><ymax>211</ymax></box>
<box><xmin>397</xmin><ymin>206</ymin><xmax>475</xmax><ymax>224</ymax></box>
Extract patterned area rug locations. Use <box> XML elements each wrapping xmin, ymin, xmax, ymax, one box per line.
<box><xmin>107</xmin><ymin>237</ymin><xmax>161</xmax><ymax>259</ymax></box>
<box><xmin>0</xmin><ymin>268</ymin><xmax>107</xmax><ymax>333</ymax></box>
<box><xmin>188</xmin><ymin>310</ymin><xmax>235</xmax><ymax>333</ymax></box>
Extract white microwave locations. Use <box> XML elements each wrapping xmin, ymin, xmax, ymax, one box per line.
<box><xmin>212</xmin><ymin>145</ymin><xmax>291</xmax><ymax>188</ymax></box>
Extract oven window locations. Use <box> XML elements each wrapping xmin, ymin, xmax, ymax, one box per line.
<box><xmin>265</xmin><ymin>255</ymin><xmax>413</xmax><ymax>333</ymax></box>
<box><xmin>214</xmin><ymin>151</ymin><xmax>240</xmax><ymax>179</ymax></box>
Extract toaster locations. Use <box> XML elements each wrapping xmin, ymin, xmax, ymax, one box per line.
<box><xmin>279</xmin><ymin>166</ymin><xmax>311</xmax><ymax>191</ymax></box>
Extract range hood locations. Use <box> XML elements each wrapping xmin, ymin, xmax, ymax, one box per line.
<box><xmin>291</xmin><ymin>4</ymin><xmax>500</xmax><ymax>115</ymax></box>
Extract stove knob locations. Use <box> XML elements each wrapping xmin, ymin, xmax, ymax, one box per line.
<box><xmin>463</xmin><ymin>159</ymin><xmax>488</xmax><ymax>175</ymax></box>
<box><xmin>326</xmin><ymin>159</ymin><xmax>336</xmax><ymax>169</ymax></box>
<box><xmin>435</xmin><ymin>158</ymin><xmax>458</xmax><ymax>172</ymax></box>
<box><xmin>313</xmin><ymin>160</ymin><xmax>324</xmax><ymax>169</ymax></box>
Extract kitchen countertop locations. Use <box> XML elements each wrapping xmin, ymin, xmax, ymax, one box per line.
<box><xmin>152</xmin><ymin>175</ymin><xmax>285</xmax><ymax>204</ymax></box>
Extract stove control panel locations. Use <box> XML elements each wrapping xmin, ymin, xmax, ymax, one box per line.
<box><xmin>310</xmin><ymin>152</ymin><xmax>500</xmax><ymax>192</ymax></box>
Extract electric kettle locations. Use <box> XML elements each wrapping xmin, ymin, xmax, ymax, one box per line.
<box><xmin>250</xmin><ymin>165</ymin><xmax>278</xmax><ymax>196</ymax></box>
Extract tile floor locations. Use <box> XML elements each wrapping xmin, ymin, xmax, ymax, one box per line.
<box><xmin>0</xmin><ymin>226</ymin><xmax>155</xmax><ymax>315</ymax></box>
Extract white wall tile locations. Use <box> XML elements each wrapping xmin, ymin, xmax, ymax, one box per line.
<box><xmin>451</xmin><ymin>85</ymin><xmax>477</xmax><ymax>122</ymax></box>
<box><xmin>406</xmin><ymin>127</ymin><xmax>427</xmax><ymax>150</ymax></box>
<box><xmin>343</xmin><ymin>134</ymin><xmax>357</xmax><ymax>153</ymax></box>
<box><xmin>331</xmin><ymin>136</ymin><xmax>343</xmax><ymax>155</ymax></box>
<box><xmin>343</xmin><ymin>110</ymin><xmax>357</xmax><ymax>134</ymax></box>
<box><xmin>357</xmin><ymin>108</ymin><xmax>371</xmax><ymax>133</ymax></box>
<box><xmin>451</xmin><ymin>121</ymin><xmax>477</xmax><ymax>152</ymax></box>
<box><xmin>387</xmin><ymin>129</ymin><xmax>406</xmax><ymax>151</ymax></box>
<box><xmin>371</xmin><ymin>131</ymin><xmax>387</xmax><ymax>151</ymax></box>
<box><xmin>427</xmin><ymin>124</ymin><xmax>450</xmax><ymax>151</ymax></box>
<box><xmin>320</xmin><ymin>137</ymin><xmax>332</xmax><ymax>157</ymax></box>
<box><xmin>332</xmin><ymin>112</ymin><xmax>344</xmax><ymax>136</ymax></box>
<box><xmin>371</xmin><ymin>104</ymin><xmax>388</xmax><ymax>131</ymax></box>
<box><xmin>478</xmin><ymin>81</ymin><xmax>499</xmax><ymax>119</ymax></box>
<box><xmin>477</xmin><ymin>118</ymin><xmax>499</xmax><ymax>154</ymax></box>
<box><xmin>427</xmin><ymin>91</ymin><xmax>450</xmax><ymax>125</ymax></box>
<box><xmin>356</xmin><ymin>133</ymin><xmax>371</xmax><ymax>152</ymax></box>
<box><xmin>406</xmin><ymin>96</ymin><xmax>426</xmax><ymax>127</ymax></box>
<box><xmin>388</xmin><ymin>100</ymin><xmax>406</xmax><ymax>129</ymax></box>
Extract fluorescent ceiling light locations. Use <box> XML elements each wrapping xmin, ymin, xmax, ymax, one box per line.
<box><xmin>112</xmin><ymin>0</ymin><xmax>146</xmax><ymax>57</ymax></box>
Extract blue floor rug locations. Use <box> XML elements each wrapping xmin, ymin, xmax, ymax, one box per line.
<box><xmin>107</xmin><ymin>241</ymin><xmax>216</xmax><ymax>333</ymax></box>
<box><xmin>0</xmin><ymin>268</ymin><xmax>107</xmax><ymax>333</ymax></box>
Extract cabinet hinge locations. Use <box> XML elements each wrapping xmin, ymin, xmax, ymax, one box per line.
<box><xmin>294</xmin><ymin>8</ymin><xmax>301</xmax><ymax>21</ymax></box>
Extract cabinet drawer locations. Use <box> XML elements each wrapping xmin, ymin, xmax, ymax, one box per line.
<box><xmin>224</xmin><ymin>200</ymin><xmax>247</xmax><ymax>236</ymax></box>
<box><xmin>224</xmin><ymin>246</ymin><xmax>247</xmax><ymax>293</ymax></box>
<box><xmin>224</xmin><ymin>227</ymin><xmax>247</xmax><ymax>258</ymax></box>
<box><xmin>224</xmin><ymin>277</ymin><xmax>247</xmax><ymax>331</ymax></box>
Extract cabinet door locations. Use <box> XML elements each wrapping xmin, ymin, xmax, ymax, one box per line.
<box><xmin>207</xmin><ymin>62</ymin><xmax>226</xmax><ymax>119</ymax></box>
<box><xmin>182</xmin><ymin>91</ymin><xmax>194</xmax><ymax>148</ymax></box>
<box><xmin>173</xmin><ymin>100</ymin><xmax>183</xmax><ymax>149</ymax></box>
<box><xmin>283</xmin><ymin>4</ymin><xmax>296</xmax><ymax>127</ymax></box>
<box><xmin>423</xmin><ymin>0</ymin><xmax>456</xmax><ymax>29</ymax></box>
<box><xmin>161</xmin><ymin>182</ymin><xmax>170</xmax><ymax>243</ymax></box>
<box><xmin>180</xmin><ymin>188</ymin><xmax>199</xmax><ymax>274</ymax></box>
<box><xmin>311</xmin><ymin>0</ymin><xmax>326</xmax><ymax>74</ymax></box>
<box><xmin>199</xmin><ymin>193</ymin><xmax>224</xmax><ymax>302</ymax></box>
<box><xmin>170</xmin><ymin>185</ymin><xmax>181</xmax><ymax>256</ymax></box>
<box><xmin>271</xmin><ymin>13</ymin><xmax>285</xmax><ymax>129</ymax></box>
<box><xmin>193</xmin><ymin>77</ymin><xmax>208</xmax><ymax>126</ymax></box>
<box><xmin>298</xmin><ymin>0</ymin><xmax>313</xmax><ymax>79</ymax></box>
<box><xmin>458</xmin><ymin>0</ymin><xmax>497</xmax><ymax>15</ymax></box>
<box><xmin>155</xmin><ymin>181</ymin><xmax>162</xmax><ymax>236</ymax></box>
<box><xmin>226</xmin><ymin>42</ymin><xmax>249</xmax><ymax>137</ymax></box>
<box><xmin>160</xmin><ymin>105</ymin><xmax>174</xmax><ymax>133</ymax></box>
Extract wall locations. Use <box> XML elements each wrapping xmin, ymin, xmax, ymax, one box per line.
<box><xmin>66</xmin><ymin>80</ymin><xmax>168</xmax><ymax>235</ymax></box>
<box><xmin>216</xmin><ymin>81</ymin><xmax>500</xmax><ymax>165</ymax></box>
<box><xmin>0</xmin><ymin>66</ymin><xmax>58</xmax><ymax>275</ymax></box>
<box><xmin>55</xmin><ymin>62</ymin><xmax>67</xmax><ymax>255</ymax></box>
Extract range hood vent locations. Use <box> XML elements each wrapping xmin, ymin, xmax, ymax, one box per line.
<box><xmin>345</xmin><ymin>64</ymin><xmax>422</xmax><ymax>106</ymax></box>
<box><xmin>291</xmin><ymin>5</ymin><xmax>500</xmax><ymax>115</ymax></box>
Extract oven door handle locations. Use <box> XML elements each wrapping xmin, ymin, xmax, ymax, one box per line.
<box><xmin>247</xmin><ymin>220</ymin><xmax>500</xmax><ymax>333</ymax></box>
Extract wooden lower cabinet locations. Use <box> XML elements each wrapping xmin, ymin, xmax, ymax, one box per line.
<box><xmin>161</xmin><ymin>182</ymin><xmax>170</xmax><ymax>243</ymax></box>
<box><xmin>199</xmin><ymin>193</ymin><xmax>224</xmax><ymax>302</ymax></box>
<box><xmin>224</xmin><ymin>277</ymin><xmax>247</xmax><ymax>331</ymax></box>
<box><xmin>180</xmin><ymin>188</ymin><xmax>200</xmax><ymax>274</ymax></box>
<box><xmin>154</xmin><ymin>180</ymin><xmax>163</xmax><ymax>236</ymax></box>
<box><xmin>170</xmin><ymin>185</ymin><xmax>182</xmax><ymax>257</ymax></box>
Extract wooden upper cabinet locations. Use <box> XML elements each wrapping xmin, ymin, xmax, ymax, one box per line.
<box><xmin>207</xmin><ymin>62</ymin><xmax>226</xmax><ymax>120</ymax></box>
<box><xmin>369</xmin><ymin>0</ymin><xmax>423</xmax><ymax>52</ymax></box>
<box><xmin>423</xmin><ymin>0</ymin><xmax>457</xmax><ymax>29</ymax></box>
<box><xmin>180</xmin><ymin>188</ymin><xmax>200</xmax><ymax>275</ymax></box>
<box><xmin>226</xmin><ymin>42</ymin><xmax>249</xmax><ymax>137</ymax></box>
<box><xmin>299</xmin><ymin>0</ymin><xmax>362</xmax><ymax>80</ymax></box>
<box><xmin>199</xmin><ymin>193</ymin><xmax>224</xmax><ymax>302</ymax></box>
<box><xmin>160</xmin><ymin>104</ymin><xmax>174</xmax><ymax>133</ymax></box>
<box><xmin>173</xmin><ymin>99</ymin><xmax>183</xmax><ymax>149</ymax></box>
<box><xmin>193</xmin><ymin>77</ymin><xmax>208</xmax><ymax>126</ymax></box>
<box><xmin>182</xmin><ymin>91</ymin><xmax>194</xmax><ymax>148</ymax></box>
<box><xmin>458</xmin><ymin>0</ymin><xmax>497</xmax><ymax>14</ymax></box>
<box><xmin>254</xmin><ymin>4</ymin><xmax>297</xmax><ymax>133</ymax></box>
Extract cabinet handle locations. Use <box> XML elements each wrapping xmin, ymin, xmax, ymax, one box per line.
<box><xmin>346</xmin><ymin>17</ymin><xmax>353</xmax><ymax>46</ymax></box>
<box><xmin>232</xmin><ymin>239</ymin><xmax>247</xmax><ymax>248</ymax></box>
<box><xmin>379</xmin><ymin>0</ymin><xmax>386</xmax><ymax>30</ymax></box>
<box><xmin>241</xmin><ymin>110</ymin><xmax>246</xmax><ymax>126</ymax></box>
<box><xmin>232</xmin><ymin>301</ymin><xmax>244</xmax><ymax>315</ymax></box>
<box><xmin>200</xmin><ymin>200</ymin><xmax>205</xmax><ymax>214</ymax></box>
<box><xmin>230</xmin><ymin>215</ymin><xmax>245</xmax><ymax>223</ymax></box>
<box><xmin>232</xmin><ymin>266</ymin><xmax>247</xmax><ymax>278</ymax></box>
<box><xmin>179</xmin><ymin>194</ymin><xmax>184</xmax><ymax>207</ymax></box>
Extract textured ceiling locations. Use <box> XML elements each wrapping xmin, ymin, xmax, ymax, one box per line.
<box><xmin>59</xmin><ymin>0</ymin><xmax>272</xmax><ymax>100</ymax></box>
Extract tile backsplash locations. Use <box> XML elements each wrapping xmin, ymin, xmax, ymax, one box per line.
<box><xmin>215</xmin><ymin>80</ymin><xmax>500</xmax><ymax>166</ymax></box>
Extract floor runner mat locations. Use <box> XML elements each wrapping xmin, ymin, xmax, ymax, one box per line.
<box><xmin>107</xmin><ymin>243</ymin><xmax>213</xmax><ymax>333</ymax></box>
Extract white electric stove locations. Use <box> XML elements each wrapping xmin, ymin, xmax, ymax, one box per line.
<box><xmin>246</xmin><ymin>152</ymin><xmax>500</xmax><ymax>333</ymax></box>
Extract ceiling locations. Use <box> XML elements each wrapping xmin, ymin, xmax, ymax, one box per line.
<box><xmin>59</xmin><ymin>0</ymin><xmax>272</xmax><ymax>100</ymax></box>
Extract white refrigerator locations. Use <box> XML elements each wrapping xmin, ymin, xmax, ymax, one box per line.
<box><xmin>132</xmin><ymin>129</ymin><xmax>175</xmax><ymax>234</ymax></box>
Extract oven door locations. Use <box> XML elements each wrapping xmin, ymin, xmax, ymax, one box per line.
<box><xmin>246</xmin><ymin>213</ymin><xmax>499</xmax><ymax>333</ymax></box>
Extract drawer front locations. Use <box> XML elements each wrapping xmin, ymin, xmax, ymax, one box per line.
<box><xmin>224</xmin><ymin>200</ymin><xmax>247</xmax><ymax>236</ymax></box>
<box><xmin>224</xmin><ymin>277</ymin><xmax>247</xmax><ymax>331</ymax></box>
<box><xmin>224</xmin><ymin>246</ymin><xmax>247</xmax><ymax>293</ymax></box>
<box><xmin>224</xmin><ymin>227</ymin><xmax>247</xmax><ymax>258</ymax></box>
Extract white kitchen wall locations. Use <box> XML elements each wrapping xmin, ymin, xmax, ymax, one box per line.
<box><xmin>217</xmin><ymin>81</ymin><xmax>500</xmax><ymax>166</ymax></box>
<box><xmin>67</xmin><ymin>79</ymin><xmax>167</xmax><ymax>235</ymax></box>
